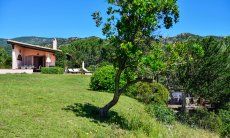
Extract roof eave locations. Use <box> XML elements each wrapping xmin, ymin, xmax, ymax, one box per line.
<box><xmin>7</xmin><ymin>40</ymin><xmax>62</xmax><ymax>53</ymax></box>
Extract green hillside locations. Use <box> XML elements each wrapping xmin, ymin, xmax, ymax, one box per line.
<box><xmin>0</xmin><ymin>74</ymin><xmax>218</xmax><ymax>137</ymax></box>
<box><xmin>0</xmin><ymin>36</ymin><xmax>79</xmax><ymax>47</ymax></box>
<box><xmin>0</xmin><ymin>33</ymin><xmax>228</xmax><ymax>48</ymax></box>
<box><xmin>0</xmin><ymin>38</ymin><xmax>7</xmax><ymax>47</ymax></box>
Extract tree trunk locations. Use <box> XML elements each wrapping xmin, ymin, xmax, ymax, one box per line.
<box><xmin>99</xmin><ymin>69</ymin><xmax>123</xmax><ymax>118</ymax></box>
<box><xmin>99</xmin><ymin>92</ymin><xmax>122</xmax><ymax>118</ymax></box>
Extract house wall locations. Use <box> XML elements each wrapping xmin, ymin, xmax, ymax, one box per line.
<box><xmin>0</xmin><ymin>69</ymin><xmax>33</xmax><ymax>74</ymax></box>
<box><xmin>12</xmin><ymin>45</ymin><xmax>56</xmax><ymax>69</ymax></box>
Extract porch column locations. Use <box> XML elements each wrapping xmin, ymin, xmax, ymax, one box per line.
<box><xmin>12</xmin><ymin>46</ymin><xmax>17</xmax><ymax>69</ymax></box>
<box><xmin>32</xmin><ymin>56</ymin><xmax>34</xmax><ymax>66</ymax></box>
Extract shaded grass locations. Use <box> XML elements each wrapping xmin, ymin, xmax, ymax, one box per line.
<box><xmin>0</xmin><ymin>74</ymin><xmax>218</xmax><ymax>137</ymax></box>
<box><xmin>63</xmin><ymin>103</ymin><xmax>131</xmax><ymax>131</ymax></box>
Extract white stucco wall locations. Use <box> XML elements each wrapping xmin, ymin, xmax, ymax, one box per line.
<box><xmin>0</xmin><ymin>69</ymin><xmax>33</xmax><ymax>74</ymax></box>
<box><xmin>12</xmin><ymin>45</ymin><xmax>19</xmax><ymax>69</ymax></box>
<box><xmin>12</xmin><ymin>45</ymin><xmax>56</xmax><ymax>69</ymax></box>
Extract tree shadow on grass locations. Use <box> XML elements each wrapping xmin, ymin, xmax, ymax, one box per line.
<box><xmin>62</xmin><ymin>103</ymin><xmax>130</xmax><ymax>130</ymax></box>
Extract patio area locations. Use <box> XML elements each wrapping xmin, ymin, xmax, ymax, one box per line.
<box><xmin>0</xmin><ymin>69</ymin><xmax>33</xmax><ymax>74</ymax></box>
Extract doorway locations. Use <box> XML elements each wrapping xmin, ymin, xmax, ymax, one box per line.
<box><xmin>33</xmin><ymin>56</ymin><xmax>45</xmax><ymax>71</ymax></box>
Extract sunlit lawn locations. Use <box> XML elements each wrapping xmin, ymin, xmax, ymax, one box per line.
<box><xmin>0</xmin><ymin>74</ymin><xmax>218</xmax><ymax>137</ymax></box>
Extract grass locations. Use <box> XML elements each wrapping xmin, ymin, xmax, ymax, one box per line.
<box><xmin>0</xmin><ymin>74</ymin><xmax>218</xmax><ymax>137</ymax></box>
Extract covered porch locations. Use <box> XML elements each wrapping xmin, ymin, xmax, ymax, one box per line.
<box><xmin>17</xmin><ymin>55</ymin><xmax>46</xmax><ymax>72</ymax></box>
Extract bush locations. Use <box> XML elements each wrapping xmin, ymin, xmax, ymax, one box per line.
<box><xmin>87</xmin><ymin>62</ymin><xmax>112</xmax><ymax>72</ymax></box>
<box><xmin>41</xmin><ymin>67</ymin><xmax>64</xmax><ymax>74</ymax></box>
<box><xmin>90</xmin><ymin>65</ymin><xmax>115</xmax><ymax>91</ymax></box>
<box><xmin>90</xmin><ymin>65</ymin><xmax>125</xmax><ymax>92</ymax></box>
<box><xmin>136</xmin><ymin>82</ymin><xmax>169</xmax><ymax>104</ymax></box>
<box><xmin>125</xmin><ymin>84</ymin><xmax>138</xmax><ymax>98</ymax></box>
<box><xmin>176</xmin><ymin>109</ymin><xmax>222</xmax><ymax>133</ymax></box>
<box><xmin>147</xmin><ymin>104</ymin><xmax>175</xmax><ymax>124</ymax></box>
<box><xmin>218</xmin><ymin>109</ymin><xmax>230</xmax><ymax>137</ymax></box>
<box><xmin>87</xmin><ymin>65</ymin><xmax>97</xmax><ymax>72</ymax></box>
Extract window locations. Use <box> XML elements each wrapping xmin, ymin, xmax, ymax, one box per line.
<box><xmin>17</xmin><ymin>54</ymin><xmax>22</xmax><ymax>61</ymax></box>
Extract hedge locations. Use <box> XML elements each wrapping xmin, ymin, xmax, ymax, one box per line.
<box><xmin>41</xmin><ymin>67</ymin><xmax>64</xmax><ymax>74</ymax></box>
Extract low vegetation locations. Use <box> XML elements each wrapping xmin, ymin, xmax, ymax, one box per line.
<box><xmin>41</xmin><ymin>67</ymin><xmax>64</xmax><ymax>74</ymax></box>
<box><xmin>90</xmin><ymin>65</ymin><xmax>125</xmax><ymax>92</ymax></box>
<box><xmin>177</xmin><ymin>109</ymin><xmax>221</xmax><ymax>133</ymax></box>
<box><xmin>135</xmin><ymin>82</ymin><xmax>169</xmax><ymax>104</ymax></box>
<box><xmin>0</xmin><ymin>74</ymin><xmax>218</xmax><ymax>137</ymax></box>
<box><xmin>218</xmin><ymin>109</ymin><xmax>230</xmax><ymax>137</ymax></box>
<box><xmin>89</xmin><ymin>63</ymin><xmax>228</xmax><ymax>136</ymax></box>
<box><xmin>147</xmin><ymin>104</ymin><xmax>176</xmax><ymax>124</ymax></box>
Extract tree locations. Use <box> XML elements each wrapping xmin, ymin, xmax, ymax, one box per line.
<box><xmin>55</xmin><ymin>51</ymin><xmax>67</xmax><ymax>68</ymax></box>
<box><xmin>185</xmin><ymin>37</ymin><xmax>230</xmax><ymax>109</ymax></box>
<box><xmin>162</xmin><ymin>41</ymin><xmax>204</xmax><ymax>91</ymax></box>
<box><xmin>92</xmin><ymin>0</ymin><xmax>179</xmax><ymax>117</ymax></box>
<box><xmin>0</xmin><ymin>47</ymin><xmax>11</xmax><ymax>68</ymax></box>
<box><xmin>61</xmin><ymin>37</ymin><xmax>105</xmax><ymax>68</ymax></box>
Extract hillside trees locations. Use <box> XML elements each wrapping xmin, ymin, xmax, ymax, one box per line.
<box><xmin>0</xmin><ymin>47</ymin><xmax>11</xmax><ymax>68</ymax></box>
<box><xmin>162</xmin><ymin>41</ymin><xmax>204</xmax><ymax>91</ymax></box>
<box><xmin>92</xmin><ymin>0</ymin><xmax>179</xmax><ymax>117</ymax></box>
<box><xmin>60</xmin><ymin>37</ymin><xmax>107</xmax><ymax>68</ymax></box>
<box><xmin>185</xmin><ymin>37</ymin><xmax>230</xmax><ymax>109</ymax></box>
<box><xmin>55</xmin><ymin>51</ymin><xmax>67</xmax><ymax>68</ymax></box>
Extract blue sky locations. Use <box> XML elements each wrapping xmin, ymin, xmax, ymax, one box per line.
<box><xmin>0</xmin><ymin>0</ymin><xmax>229</xmax><ymax>38</ymax></box>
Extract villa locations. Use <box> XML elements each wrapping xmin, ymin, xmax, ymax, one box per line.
<box><xmin>7</xmin><ymin>39</ymin><xmax>61</xmax><ymax>72</ymax></box>
<box><xmin>0</xmin><ymin>39</ymin><xmax>61</xmax><ymax>74</ymax></box>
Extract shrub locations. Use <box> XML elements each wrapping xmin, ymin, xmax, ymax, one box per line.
<box><xmin>125</xmin><ymin>84</ymin><xmax>138</xmax><ymax>98</ymax></box>
<box><xmin>41</xmin><ymin>67</ymin><xmax>64</xmax><ymax>74</ymax></box>
<box><xmin>87</xmin><ymin>65</ymin><xmax>97</xmax><ymax>72</ymax></box>
<box><xmin>136</xmin><ymin>82</ymin><xmax>169</xmax><ymax>104</ymax></box>
<box><xmin>147</xmin><ymin>104</ymin><xmax>175</xmax><ymax>124</ymax></box>
<box><xmin>176</xmin><ymin>109</ymin><xmax>222</xmax><ymax>133</ymax></box>
<box><xmin>90</xmin><ymin>65</ymin><xmax>115</xmax><ymax>91</ymax></box>
<box><xmin>87</xmin><ymin>62</ymin><xmax>112</xmax><ymax>72</ymax></box>
<box><xmin>97</xmin><ymin>61</ymin><xmax>111</xmax><ymax>68</ymax></box>
<box><xmin>218</xmin><ymin>109</ymin><xmax>230</xmax><ymax>137</ymax></box>
<box><xmin>90</xmin><ymin>65</ymin><xmax>125</xmax><ymax>92</ymax></box>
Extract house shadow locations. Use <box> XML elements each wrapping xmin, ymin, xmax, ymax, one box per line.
<box><xmin>62</xmin><ymin>103</ymin><xmax>130</xmax><ymax>130</ymax></box>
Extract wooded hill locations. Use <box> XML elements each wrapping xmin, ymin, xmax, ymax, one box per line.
<box><xmin>0</xmin><ymin>36</ymin><xmax>78</xmax><ymax>48</ymax></box>
<box><xmin>0</xmin><ymin>33</ymin><xmax>228</xmax><ymax>47</ymax></box>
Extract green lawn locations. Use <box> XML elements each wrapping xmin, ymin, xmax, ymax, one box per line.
<box><xmin>0</xmin><ymin>74</ymin><xmax>218</xmax><ymax>137</ymax></box>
